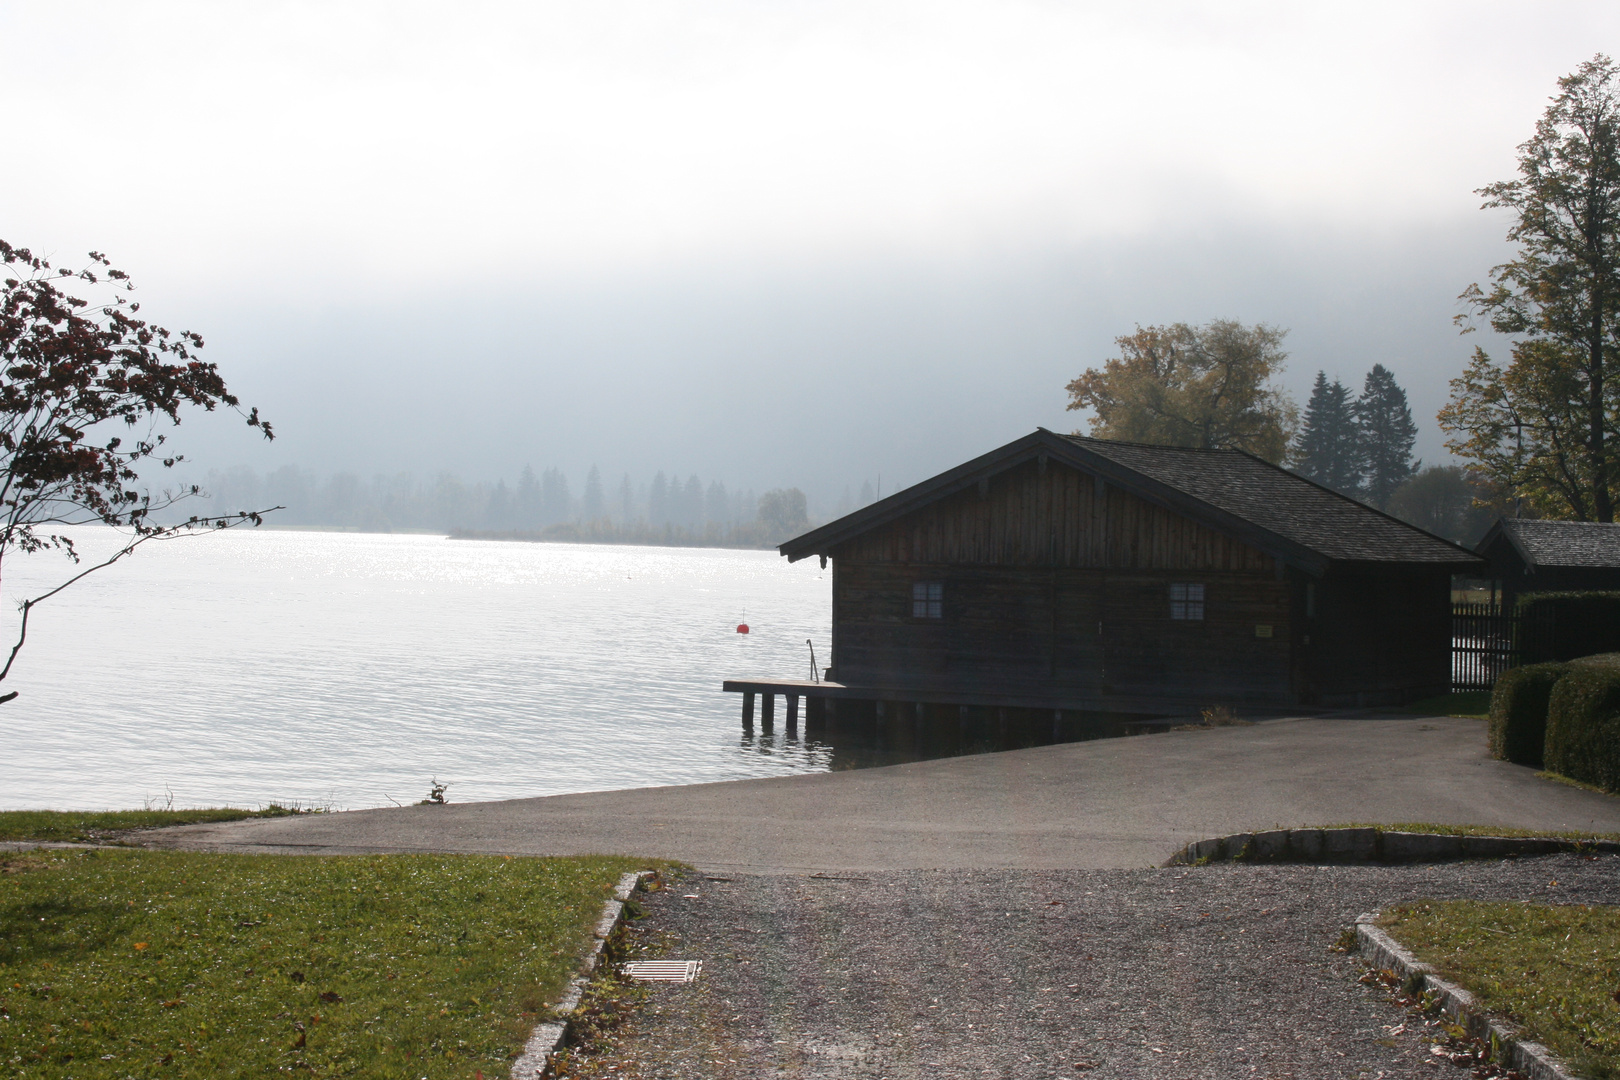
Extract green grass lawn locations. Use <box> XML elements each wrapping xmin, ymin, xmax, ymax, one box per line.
<box><xmin>0</xmin><ymin>848</ymin><xmax>655</xmax><ymax>1079</ymax></box>
<box><xmin>1379</xmin><ymin>900</ymin><xmax>1620</xmax><ymax>1079</ymax></box>
<box><xmin>0</xmin><ymin>807</ymin><xmax>308</xmax><ymax>843</ymax></box>
<box><xmin>1404</xmin><ymin>691</ymin><xmax>1491</xmax><ymax>719</ymax></box>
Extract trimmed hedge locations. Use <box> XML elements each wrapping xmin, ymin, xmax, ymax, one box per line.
<box><xmin>1488</xmin><ymin>662</ymin><xmax>1568</xmax><ymax>766</ymax></box>
<box><xmin>1544</xmin><ymin>653</ymin><xmax>1620</xmax><ymax>794</ymax></box>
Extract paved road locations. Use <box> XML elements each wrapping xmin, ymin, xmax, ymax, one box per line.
<box><xmin>553</xmin><ymin>856</ymin><xmax>1620</xmax><ymax>1080</ymax></box>
<box><xmin>145</xmin><ymin>716</ymin><xmax>1620</xmax><ymax>870</ymax></box>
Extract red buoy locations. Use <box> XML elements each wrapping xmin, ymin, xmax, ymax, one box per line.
<box><xmin>736</xmin><ymin>623</ymin><xmax>750</xmax><ymax>634</ymax></box>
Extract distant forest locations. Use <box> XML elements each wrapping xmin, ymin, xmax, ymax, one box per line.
<box><xmin>180</xmin><ymin>466</ymin><xmax>886</xmax><ymax>548</ymax></box>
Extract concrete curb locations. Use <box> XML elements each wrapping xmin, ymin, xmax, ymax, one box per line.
<box><xmin>510</xmin><ymin>870</ymin><xmax>649</xmax><ymax>1080</ymax></box>
<box><xmin>1354</xmin><ymin>913</ymin><xmax>1578</xmax><ymax>1080</ymax></box>
<box><xmin>1164</xmin><ymin>827</ymin><xmax>1620</xmax><ymax>866</ymax></box>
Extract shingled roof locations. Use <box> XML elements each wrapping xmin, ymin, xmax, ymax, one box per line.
<box><xmin>1481</xmin><ymin>518</ymin><xmax>1620</xmax><ymax>569</ymax></box>
<box><xmin>1065</xmin><ymin>435</ymin><xmax>1470</xmax><ymax>565</ymax></box>
<box><xmin>780</xmin><ymin>429</ymin><xmax>1481</xmax><ymax>573</ymax></box>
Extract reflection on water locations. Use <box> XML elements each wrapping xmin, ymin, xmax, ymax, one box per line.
<box><xmin>2</xmin><ymin>526</ymin><xmax>1176</xmax><ymax>811</ymax></box>
<box><xmin>734</xmin><ymin>703</ymin><xmax>1172</xmax><ymax>771</ymax></box>
<box><xmin>0</xmin><ymin>529</ymin><xmax>834</xmax><ymax>810</ymax></box>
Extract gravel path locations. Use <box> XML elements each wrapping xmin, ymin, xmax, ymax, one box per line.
<box><xmin>560</xmin><ymin>854</ymin><xmax>1620</xmax><ymax>1080</ymax></box>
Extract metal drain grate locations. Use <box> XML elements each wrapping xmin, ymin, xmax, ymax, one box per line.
<box><xmin>621</xmin><ymin>960</ymin><xmax>703</xmax><ymax>982</ymax></box>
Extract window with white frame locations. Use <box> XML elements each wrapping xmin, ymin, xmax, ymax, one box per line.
<box><xmin>1169</xmin><ymin>582</ymin><xmax>1205</xmax><ymax>620</ymax></box>
<box><xmin>912</xmin><ymin>581</ymin><xmax>943</xmax><ymax>619</ymax></box>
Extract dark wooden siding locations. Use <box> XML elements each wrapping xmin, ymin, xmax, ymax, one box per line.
<box><xmin>822</xmin><ymin>456</ymin><xmax>1449</xmax><ymax>708</ymax></box>
<box><xmin>1100</xmin><ymin>572</ymin><xmax>1291</xmax><ymax>702</ymax></box>
<box><xmin>1298</xmin><ymin>565</ymin><xmax>1452</xmax><ymax>706</ymax></box>
<box><xmin>833</xmin><ymin>458</ymin><xmax>1275</xmax><ymax>573</ymax></box>
<box><xmin>832</xmin><ymin>562</ymin><xmax>1293</xmax><ymax>705</ymax></box>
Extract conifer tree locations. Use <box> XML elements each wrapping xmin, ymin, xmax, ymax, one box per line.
<box><xmin>648</xmin><ymin>472</ymin><xmax>669</xmax><ymax>524</ymax></box>
<box><xmin>705</xmin><ymin>480</ymin><xmax>730</xmax><ymax>524</ymax></box>
<box><xmin>540</xmin><ymin>467</ymin><xmax>570</xmax><ymax>525</ymax></box>
<box><xmin>681</xmin><ymin>475</ymin><xmax>703</xmax><ymax>529</ymax></box>
<box><xmin>484</xmin><ymin>479</ymin><xmax>512</xmax><ymax>530</ymax></box>
<box><xmin>1357</xmin><ymin>364</ymin><xmax>1419</xmax><ymax>508</ymax></box>
<box><xmin>515</xmin><ymin>465</ymin><xmax>541</xmax><ymax>529</ymax></box>
<box><xmin>583</xmin><ymin>465</ymin><xmax>604</xmax><ymax>520</ymax></box>
<box><xmin>1293</xmin><ymin>372</ymin><xmax>1362</xmax><ymax>496</ymax></box>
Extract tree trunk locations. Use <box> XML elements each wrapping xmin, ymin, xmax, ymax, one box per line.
<box><xmin>1592</xmin><ymin>307</ymin><xmax>1614</xmax><ymax>522</ymax></box>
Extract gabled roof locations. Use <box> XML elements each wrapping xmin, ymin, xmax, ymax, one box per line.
<box><xmin>780</xmin><ymin>429</ymin><xmax>1482</xmax><ymax>574</ymax></box>
<box><xmin>1478</xmin><ymin>518</ymin><xmax>1620</xmax><ymax>569</ymax></box>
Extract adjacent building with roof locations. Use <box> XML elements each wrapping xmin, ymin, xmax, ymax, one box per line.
<box><xmin>1475</xmin><ymin>518</ymin><xmax>1620</xmax><ymax>603</ymax></box>
<box><xmin>740</xmin><ymin>429</ymin><xmax>1483</xmax><ymax>718</ymax></box>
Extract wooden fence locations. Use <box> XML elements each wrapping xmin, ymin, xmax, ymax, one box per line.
<box><xmin>1452</xmin><ymin>602</ymin><xmax>1521</xmax><ymax>692</ymax></box>
<box><xmin>1451</xmin><ymin>602</ymin><xmax>1559</xmax><ymax>691</ymax></box>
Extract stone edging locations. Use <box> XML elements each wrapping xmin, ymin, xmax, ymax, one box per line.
<box><xmin>510</xmin><ymin>870</ymin><xmax>649</xmax><ymax>1080</ymax></box>
<box><xmin>1164</xmin><ymin>827</ymin><xmax>1620</xmax><ymax>866</ymax></box>
<box><xmin>1355</xmin><ymin>913</ymin><xmax>1578</xmax><ymax>1080</ymax></box>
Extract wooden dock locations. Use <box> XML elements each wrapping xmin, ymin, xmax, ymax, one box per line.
<box><xmin>719</xmin><ymin>677</ymin><xmax>1238</xmax><ymax>736</ymax></box>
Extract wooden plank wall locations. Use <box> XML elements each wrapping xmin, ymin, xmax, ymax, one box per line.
<box><xmin>834</xmin><ymin>562</ymin><xmax>1294</xmax><ymax>704</ymax></box>
<box><xmin>1305</xmin><ymin>566</ymin><xmax>1452</xmax><ymax>704</ymax></box>
<box><xmin>832</xmin><ymin>458</ymin><xmax>1274</xmax><ymax>572</ymax></box>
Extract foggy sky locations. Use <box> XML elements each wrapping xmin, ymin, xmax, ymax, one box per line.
<box><xmin>3</xmin><ymin>2</ymin><xmax>1615</xmax><ymax>512</ymax></box>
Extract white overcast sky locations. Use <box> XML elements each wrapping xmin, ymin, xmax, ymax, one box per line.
<box><xmin>2</xmin><ymin>2</ymin><xmax>1615</xmax><ymax>504</ymax></box>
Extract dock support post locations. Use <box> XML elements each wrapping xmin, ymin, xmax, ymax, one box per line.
<box><xmin>742</xmin><ymin>691</ymin><xmax>755</xmax><ymax>732</ymax></box>
<box><xmin>997</xmin><ymin>707</ymin><xmax>1008</xmax><ymax>740</ymax></box>
<box><xmin>959</xmin><ymin>704</ymin><xmax>969</xmax><ymax>735</ymax></box>
<box><xmin>761</xmin><ymin>693</ymin><xmax>775</xmax><ymax>734</ymax></box>
<box><xmin>806</xmin><ymin>696</ymin><xmax>826</xmax><ymax>731</ymax></box>
<box><xmin>786</xmin><ymin>694</ymin><xmax>799</xmax><ymax>736</ymax></box>
<box><xmin>1053</xmin><ymin>709</ymin><xmax>1063</xmax><ymax>741</ymax></box>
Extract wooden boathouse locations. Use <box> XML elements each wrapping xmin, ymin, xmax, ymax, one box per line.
<box><xmin>724</xmin><ymin>429</ymin><xmax>1483</xmax><ymax>731</ymax></box>
<box><xmin>1475</xmin><ymin>518</ymin><xmax>1620</xmax><ymax>605</ymax></box>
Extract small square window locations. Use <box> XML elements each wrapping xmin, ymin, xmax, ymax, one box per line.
<box><xmin>912</xmin><ymin>581</ymin><xmax>943</xmax><ymax>619</ymax></box>
<box><xmin>1170</xmin><ymin>582</ymin><xmax>1205</xmax><ymax>621</ymax></box>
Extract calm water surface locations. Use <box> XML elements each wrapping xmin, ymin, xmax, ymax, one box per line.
<box><xmin>0</xmin><ymin>529</ymin><xmax>834</xmax><ymax>810</ymax></box>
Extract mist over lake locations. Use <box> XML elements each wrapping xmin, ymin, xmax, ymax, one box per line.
<box><xmin>0</xmin><ymin>528</ymin><xmax>832</xmax><ymax>810</ymax></box>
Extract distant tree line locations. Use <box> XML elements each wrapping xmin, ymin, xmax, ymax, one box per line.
<box><xmin>181</xmin><ymin>464</ymin><xmax>820</xmax><ymax>546</ymax></box>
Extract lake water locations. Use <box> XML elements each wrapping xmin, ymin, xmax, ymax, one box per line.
<box><xmin>0</xmin><ymin>528</ymin><xmax>837</xmax><ymax>810</ymax></box>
